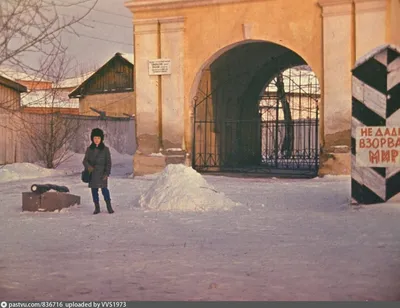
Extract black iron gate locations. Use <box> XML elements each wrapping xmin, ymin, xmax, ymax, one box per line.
<box><xmin>192</xmin><ymin>66</ymin><xmax>320</xmax><ymax>177</ymax></box>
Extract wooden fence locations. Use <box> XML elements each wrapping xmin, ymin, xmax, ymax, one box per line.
<box><xmin>0</xmin><ymin>112</ymin><xmax>136</xmax><ymax>165</ymax></box>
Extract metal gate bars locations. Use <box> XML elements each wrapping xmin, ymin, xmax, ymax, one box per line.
<box><xmin>192</xmin><ymin>66</ymin><xmax>320</xmax><ymax>177</ymax></box>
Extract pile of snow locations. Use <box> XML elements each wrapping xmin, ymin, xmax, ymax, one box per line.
<box><xmin>138</xmin><ymin>164</ymin><xmax>240</xmax><ymax>212</ymax></box>
<box><xmin>0</xmin><ymin>163</ymin><xmax>63</xmax><ymax>183</ymax></box>
<box><xmin>0</xmin><ymin>147</ymin><xmax>133</xmax><ymax>183</ymax></box>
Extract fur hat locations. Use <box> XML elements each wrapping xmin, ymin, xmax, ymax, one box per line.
<box><xmin>90</xmin><ymin>128</ymin><xmax>104</xmax><ymax>142</ymax></box>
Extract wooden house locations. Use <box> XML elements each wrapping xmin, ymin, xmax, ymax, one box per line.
<box><xmin>0</xmin><ymin>68</ymin><xmax>52</xmax><ymax>91</ymax></box>
<box><xmin>0</xmin><ymin>74</ymin><xmax>27</xmax><ymax>164</ymax></box>
<box><xmin>0</xmin><ymin>74</ymin><xmax>27</xmax><ymax>112</ymax></box>
<box><xmin>19</xmin><ymin>90</ymin><xmax>80</xmax><ymax>115</ymax></box>
<box><xmin>20</xmin><ymin>71</ymin><xmax>95</xmax><ymax>115</ymax></box>
<box><xmin>0</xmin><ymin>67</ymin><xmax>84</xmax><ymax>115</ymax></box>
<box><xmin>69</xmin><ymin>52</ymin><xmax>135</xmax><ymax>117</ymax></box>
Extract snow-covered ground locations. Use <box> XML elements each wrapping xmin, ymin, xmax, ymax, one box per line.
<box><xmin>1</xmin><ymin>154</ymin><xmax>400</xmax><ymax>301</ymax></box>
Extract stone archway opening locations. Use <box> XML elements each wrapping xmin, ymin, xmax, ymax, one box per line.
<box><xmin>191</xmin><ymin>41</ymin><xmax>321</xmax><ymax>177</ymax></box>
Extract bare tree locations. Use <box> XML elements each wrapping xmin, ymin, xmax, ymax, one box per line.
<box><xmin>0</xmin><ymin>0</ymin><xmax>98</xmax><ymax>114</ymax></box>
<box><xmin>0</xmin><ymin>0</ymin><xmax>99</xmax><ymax>166</ymax></box>
<box><xmin>0</xmin><ymin>0</ymin><xmax>98</xmax><ymax>67</ymax></box>
<box><xmin>276</xmin><ymin>73</ymin><xmax>294</xmax><ymax>158</ymax></box>
<box><xmin>21</xmin><ymin>114</ymin><xmax>80</xmax><ymax>168</ymax></box>
<box><xmin>19</xmin><ymin>54</ymin><xmax>84</xmax><ymax>168</ymax></box>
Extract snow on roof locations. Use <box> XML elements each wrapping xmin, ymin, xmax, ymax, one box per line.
<box><xmin>353</xmin><ymin>44</ymin><xmax>400</xmax><ymax>69</ymax></box>
<box><xmin>0</xmin><ymin>73</ymin><xmax>27</xmax><ymax>92</ymax></box>
<box><xmin>21</xmin><ymin>90</ymin><xmax>79</xmax><ymax>108</ymax></box>
<box><xmin>0</xmin><ymin>67</ymin><xmax>52</xmax><ymax>82</ymax></box>
<box><xmin>56</xmin><ymin>71</ymin><xmax>95</xmax><ymax>89</ymax></box>
<box><xmin>96</xmin><ymin>52</ymin><xmax>134</xmax><ymax>67</ymax></box>
<box><xmin>120</xmin><ymin>53</ymin><xmax>134</xmax><ymax>65</ymax></box>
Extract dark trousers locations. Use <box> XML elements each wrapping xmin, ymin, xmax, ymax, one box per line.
<box><xmin>91</xmin><ymin>188</ymin><xmax>111</xmax><ymax>203</ymax></box>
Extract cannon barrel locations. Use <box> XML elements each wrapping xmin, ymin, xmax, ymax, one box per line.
<box><xmin>31</xmin><ymin>184</ymin><xmax>70</xmax><ymax>194</ymax></box>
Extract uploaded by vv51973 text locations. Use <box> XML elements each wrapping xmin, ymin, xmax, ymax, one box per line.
<box><xmin>65</xmin><ymin>303</ymin><xmax>127</xmax><ymax>308</ymax></box>
<box><xmin>1</xmin><ymin>303</ymin><xmax>127</xmax><ymax>308</ymax></box>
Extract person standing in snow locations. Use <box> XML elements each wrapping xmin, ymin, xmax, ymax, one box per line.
<box><xmin>83</xmin><ymin>128</ymin><xmax>114</xmax><ymax>214</ymax></box>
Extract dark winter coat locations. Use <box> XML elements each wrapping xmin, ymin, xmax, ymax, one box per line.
<box><xmin>82</xmin><ymin>142</ymin><xmax>112</xmax><ymax>188</ymax></box>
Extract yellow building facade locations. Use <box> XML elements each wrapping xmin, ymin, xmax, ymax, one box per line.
<box><xmin>125</xmin><ymin>0</ymin><xmax>400</xmax><ymax>176</ymax></box>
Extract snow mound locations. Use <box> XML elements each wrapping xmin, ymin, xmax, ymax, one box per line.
<box><xmin>138</xmin><ymin>164</ymin><xmax>240</xmax><ymax>212</ymax></box>
<box><xmin>0</xmin><ymin>163</ymin><xmax>63</xmax><ymax>183</ymax></box>
<box><xmin>0</xmin><ymin>147</ymin><xmax>133</xmax><ymax>183</ymax></box>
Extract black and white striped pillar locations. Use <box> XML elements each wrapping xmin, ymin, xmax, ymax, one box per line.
<box><xmin>351</xmin><ymin>44</ymin><xmax>400</xmax><ymax>204</ymax></box>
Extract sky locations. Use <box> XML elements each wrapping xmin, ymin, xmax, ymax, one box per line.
<box><xmin>63</xmin><ymin>0</ymin><xmax>133</xmax><ymax>69</ymax></box>
<box><xmin>18</xmin><ymin>0</ymin><xmax>134</xmax><ymax>77</ymax></box>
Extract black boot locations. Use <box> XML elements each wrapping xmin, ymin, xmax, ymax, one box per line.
<box><xmin>105</xmin><ymin>200</ymin><xmax>114</xmax><ymax>214</ymax></box>
<box><xmin>93</xmin><ymin>202</ymin><xmax>100</xmax><ymax>215</ymax></box>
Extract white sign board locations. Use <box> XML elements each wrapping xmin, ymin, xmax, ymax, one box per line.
<box><xmin>148</xmin><ymin>59</ymin><xmax>171</xmax><ymax>75</ymax></box>
<box><xmin>356</xmin><ymin>126</ymin><xmax>400</xmax><ymax>167</ymax></box>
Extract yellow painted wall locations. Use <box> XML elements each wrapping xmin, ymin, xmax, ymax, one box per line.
<box><xmin>389</xmin><ymin>0</ymin><xmax>400</xmax><ymax>46</ymax></box>
<box><xmin>132</xmin><ymin>0</ymin><xmax>323</xmax><ymax>149</ymax></box>
<box><xmin>127</xmin><ymin>0</ymin><xmax>397</xmax><ymax>175</ymax></box>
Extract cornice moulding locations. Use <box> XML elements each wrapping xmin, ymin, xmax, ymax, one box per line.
<box><xmin>353</xmin><ymin>0</ymin><xmax>386</xmax><ymax>3</ymax></box>
<box><xmin>354</xmin><ymin>0</ymin><xmax>386</xmax><ymax>12</ymax></box>
<box><xmin>125</xmin><ymin>0</ymin><xmax>262</xmax><ymax>12</ymax></box>
<box><xmin>320</xmin><ymin>3</ymin><xmax>353</xmax><ymax>16</ymax></box>
<box><xmin>159</xmin><ymin>16</ymin><xmax>185</xmax><ymax>24</ymax></box>
<box><xmin>133</xmin><ymin>17</ymin><xmax>185</xmax><ymax>25</ymax></box>
<box><xmin>318</xmin><ymin>0</ymin><xmax>352</xmax><ymax>7</ymax></box>
<box><xmin>133</xmin><ymin>18</ymin><xmax>159</xmax><ymax>25</ymax></box>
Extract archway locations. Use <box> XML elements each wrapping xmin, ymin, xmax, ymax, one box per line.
<box><xmin>191</xmin><ymin>41</ymin><xmax>321</xmax><ymax>177</ymax></box>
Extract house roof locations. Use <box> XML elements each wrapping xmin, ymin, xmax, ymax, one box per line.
<box><xmin>120</xmin><ymin>53</ymin><xmax>134</xmax><ymax>65</ymax></box>
<box><xmin>21</xmin><ymin>90</ymin><xmax>79</xmax><ymax>108</ymax></box>
<box><xmin>353</xmin><ymin>44</ymin><xmax>400</xmax><ymax>69</ymax></box>
<box><xmin>69</xmin><ymin>52</ymin><xmax>134</xmax><ymax>98</ymax></box>
<box><xmin>0</xmin><ymin>74</ymin><xmax>27</xmax><ymax>92</ymax></box>
<box><xmin>56</xmin><ymin>71</ymin><xmax>95</xmax><ymax>89</ymax></box>
<box><xmin>0</xmin><ymin>67</ymin><xmax>52</xmax><ymax>83</ymax></box>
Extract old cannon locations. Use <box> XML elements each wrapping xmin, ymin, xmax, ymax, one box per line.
<box><xmin>22</xmin><ymin>183</ymin><xmax>80</xmax><ymax>212</ymax></box>
<box><xmin>31</xmin><ymin>184</ymin><xmax>70</xmax><ymax>194</ymax></box>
